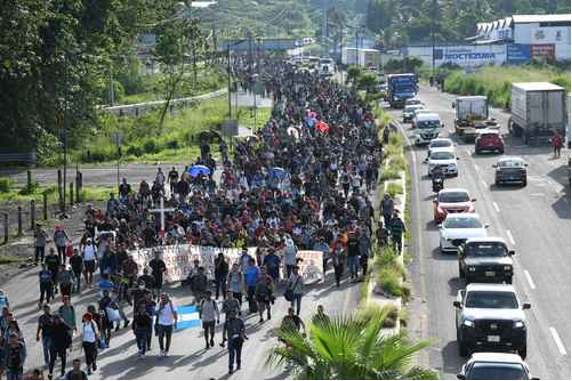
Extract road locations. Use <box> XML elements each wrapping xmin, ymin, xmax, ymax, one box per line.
<box><xmin>7</xmin><ymin>264</ymin><xmax>360</xmax><ymax>379</ymax></box>
<box><xmin>386</xmin><ymin>85</ymin><xmax>571</xmax><ymax>380</ymax></box>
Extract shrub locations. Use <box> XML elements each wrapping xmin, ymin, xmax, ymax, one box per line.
<box><xmin>19</xmin><ymin>182</ymin><xmax>40</xmax><ymax>195</ymax></box>
<box><xmin>377</xmin><ymin>267</ymin><xmax>403</xmax><ymax>297</ymax></box>
<box><xmin>386</xmin><ymin>182</ymin><xmax>403</xmax><ymax>198</ymax></box>
<box><xmin>0</xmin><ymin>178</ymin><xmax>13</xmax><ymax>193</ymax></box>
<box><xmin>380</xmin><ymin>167</ymin><xmax>401</xmax><ymax>182</ymax></box>
<box><xmin>143</xmin><ymin>139</ymin><xmax>159</xmax><ymax>154</ymax></box>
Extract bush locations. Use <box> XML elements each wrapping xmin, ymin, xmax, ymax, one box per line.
<box><xmin>386</xmin><ymin>182</ymin><xmax>403</xmax><ymax>198</ymax></box>
<box><xmin>143</xmin><ymin>139</ymin><xmax>159</xmax><ymax>154</ymax></box>
<box><xmin>0</xmin><ymin>177</ymin><xmax>13</xmax><ymax>193</ymax></box>
<box><xmin>19</xmin><ymin>182</ymin><xmax>40</xmax><ymax>195</ymax></box>
<box><xmin>377</xmin><ymin>267</ymin><xmax>403</xmax><ymax>297</ymax></box>
<box><xmin>380</xmin><ymin>167</ymin><xmax>401</xmax><ymax>182</ymax></box>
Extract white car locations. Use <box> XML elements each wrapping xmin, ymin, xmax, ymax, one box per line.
<box><xmin>439</xmin><ymin>213</ymin><xmax>488</xmax><ymax>252</ymax></box>
<box><xmin>427</xmin><ymin>147</ymin><xmax>459</xmax><ymax>177</ymax></box>
<box><xmin>405</xmin><ymin>97</ymin><xmax>422</xmax><ymax>106</ymax></box>
<box><xmin>428</xmin><ymin>138</ymin><xmax>455</xmax><ymax>158</ymax></box>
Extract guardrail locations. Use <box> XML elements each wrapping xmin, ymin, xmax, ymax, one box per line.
<box><xmin>100</xmin><ymin>88</ymin><xmax>227</xmax><ymax>117</ymax></box>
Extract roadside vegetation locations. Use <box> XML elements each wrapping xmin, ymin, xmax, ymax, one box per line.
<box><xmin>444</xmin><ymin>63</ymin><xmax>571</xmax><ymax>108</ymax></box>
<box><xmin>266</xmin><ymin>305</ymin><xmax>437</xmax><ymax>380</ymax></box>
<box><xmin>0</xmin><ymin>178</ymin><xmax>112</xmax><ymax>203</ymax></box>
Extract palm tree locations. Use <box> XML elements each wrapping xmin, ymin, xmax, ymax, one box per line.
<box><xmin>266</xmin><ymin>306</ymin><xmax>438</xmax><ymax>380</ymax></box>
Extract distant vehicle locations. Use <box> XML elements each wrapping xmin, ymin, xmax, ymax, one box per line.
<box><xmin>379</xmin><ymin>84</ymin><xmax>388</xmax><ymax>99</ymax></box>
<box><xmin>457</xmin><ymin>352</ymin><xmax>537</xmax><ymax>380</ymax></box>
<box><xmin>387</xmin><ymin>73</ymin><xmax>418</xmax><ymax>108</ymax></box>
<box><xmin>509</xmin><ymin>82</ymin><xmax>567</xmax><ymax>145</ymax></box>
<box><xmin>402</xmin><ymin>104</ymin><xmax>424</xmax><ymax>123</ymax></box>
<box><xmin>493</xmin><ymin>157</ymin><xmax>528</xmax><ymax>186</ymax></box>
<box><xmin>458</xmin><ymin>237</ymin><xmax>514</xmax><ymax>285</ymax></box>
<box><xmin>405</xmin><ymin>98</ymin><xmax>423</xmax><ymax>106</ymax></box>
<box><xmin>453</xmin><ymin>96</ymin><xmax>498</xmax><ymax>141</ymax></box>
<box><xmin>428</xmin><ymin>138</ymin><xmax>455</xmax><ymax>158</ymax></box>
<box><xmin>426</xmin><ymin>147</ymin><xmax>459</xmax><ymax>177</ymax></box>
<box><xmin>433</xmin><ymin>188</ymin><xmax>476</xmax><ymax>223</ymax></box>
<box><xmin>475</xmin><ymin>129</ymin><xmax>504</xmax><ymax>154</ymax></box>
<box><xmin>412</xmin><ymin>112</ymin><xmax>444</xmax><ymax>145</ymax></box>
<box><xmin>454</xmin><ymin>283</ymin><xmax>530</xmax><ymax>358</ymax></box>
<box><xmin>439</xmin><ymin>213</ymin><xmax>488</xmax><ymax>253</ymax></box>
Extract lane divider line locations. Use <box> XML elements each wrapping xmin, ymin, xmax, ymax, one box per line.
<box><xmin>473</xmin><ymin>163</ymin><xmax>480</xmax><ymax>172</ymax></box>
<box><xmin>506</xmin><ymin>229</ymin><xmax>516</xmax><ymax>245</ymax></box>
<box><xmin>465</xmin><ymin>148</ymin><xmax>471</xmax><ymax>155</ymax></box>
<box><xmin>493</xmin><ymin>202</ymin><xmax>500</xmax><ymax>213</ymax></box>
<box><xmin>481</xmin><ymin>179</ymin><xmax>488</xmax><ymax>188</ymax></box>
<box><xmin>549</xmin><ymin>327</ymin><xmax>568</xmax><ymax>356</ymax></box>
<box><xmin>523</xmin><ymin>270</ymin><xmax>536</xmax><ymax>290</ymax></box>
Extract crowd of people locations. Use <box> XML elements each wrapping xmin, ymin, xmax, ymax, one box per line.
<box><xmin>2</xmin><ymin>55</ymin><xmax>408</xmax><ymax>379</ymax></box>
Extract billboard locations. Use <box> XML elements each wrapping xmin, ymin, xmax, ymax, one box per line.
<box><xmin>531</xmin><ymin>44</ymin><xmax>556</xmax><ymax>60</ymax></box>
<box><xmin>530</xmin><ymin>28</ymin><xmax>571</xmax><ymax>44</ymax></box>
<box><xmin>507</xmin><ymin>44</ymin><xmax>531</xmax><ymax>64</ymax></box>
<box><xmin>406</xmin><ymin>44</ymin><xmax>507</xmax><ymax>68</ymax></box>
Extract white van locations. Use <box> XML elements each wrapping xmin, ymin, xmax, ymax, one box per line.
<box><xmin>412</xmin><ymin>112</ymin><xmax>444</xmax><ymax>145</ymax></box>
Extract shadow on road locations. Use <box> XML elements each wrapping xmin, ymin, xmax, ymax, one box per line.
<box><xmin>431</xmin><ymin>247</ymin><xmax>456</xmax><ymax>261</ymax></box>
<box><xmin>441</xmin><ymin>340</ymin><xmax>464</xmax><ymax>375</ymax></box>
<box><xmin>447</xmin><ymin>277</ymin><xmax>462</xmax><ymax>296</ymax></box>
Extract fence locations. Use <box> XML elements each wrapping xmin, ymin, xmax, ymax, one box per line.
<box><xmin>0</xmin><ymin>170</ymin><xmax>85</xmax><ymax>244</ymax></box>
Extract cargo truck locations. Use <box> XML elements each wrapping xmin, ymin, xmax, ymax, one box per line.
<box><xmin>386</xmin><ymin>73</ymin><xmax>418</xmax><ymax>108</ymax></box>
<box><xmin>452</xmin><ymin>96</ymin><xmax>498</xmax><ymax>141</ymax></box>
<box><xmin>341</xmin><ymin>48</ymin><xmax>381</xmax><ymax>67</ymax></box>
<box><xmin>509</xmin><ymin>82</ymin><xmax>567</xmax><ymax>145</ymax></box>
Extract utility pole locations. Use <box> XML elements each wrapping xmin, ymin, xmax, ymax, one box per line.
<box><xmin>227</xmin><ymin>44</ymin><xmax>232</xmax><ymax>118</ymax></box>
<box><xmin>355</xmin><ymin>28</ymin><xmax>359</xmax><ymax>66</ymax></box>
<box><xmin>322</xmin><ymin>0</ymin><xmax>328</xmax><ymax>57</ymax></box>
<box><xmin>109</xmin><ymin>67</ymin><xmax>115</xmax><ymax>107</ymax></box>
<box><xmin>431</xmin><ymin>0</ymin><xmax>437</xmax><ymax>78</ymax></box>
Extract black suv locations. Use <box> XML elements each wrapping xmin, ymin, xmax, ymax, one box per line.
<box><xmin>458</xmin><ymin>238</ymin><xmax>515</xmax><ymax>284</ymax></box>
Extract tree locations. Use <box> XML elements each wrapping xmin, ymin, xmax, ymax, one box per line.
<box><xmin>152</xmin><ymin>2</ymin><xmax>207</xmax><ymax>131</ymax></box>
<box><xmin>346</xmin><ymin>65</ymin><xmax>364</xmax><ymax>86</ymax></box>
<box><xmin>266</xmin><ymin>306</ymin><xmax>438</xmax><ymax>380</ymax></box>
<box><xmin>358</xmin><ymin>72</ymin><xmax>379</xmax><ymax>94</ymax></box>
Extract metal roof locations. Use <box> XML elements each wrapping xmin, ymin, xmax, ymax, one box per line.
<box><xmin>469</xmin><ymin>352</ymin><xmax>525</xmax><ymax>363</ymax></box>
<box><xmin>512</xmin><ymin>82</ymin><xmax>565</xmax><ymax>91</ymax></box>
<box><xmin>465</xmin><ymin>283</ymin><xmax>516</xmax><ymax>292</ymax></box>
<box><xmin>511</xmin><ymin>14</ymin><xmax>571</xmax><ymax>24</ymax></box>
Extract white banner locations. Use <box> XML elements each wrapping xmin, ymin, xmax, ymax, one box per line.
<box><xmin>296</xmin><ymin>250</ymin><xmax>324</xmax><ymax>284</ymax></box>
<box><xmin>130</xmin><ymin>245</ymin><xmax>256</xmax><ymax>283</ymax></box>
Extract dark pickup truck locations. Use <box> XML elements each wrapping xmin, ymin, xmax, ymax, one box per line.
<box><xmin>458</xmin><ymin>237</ymin><xmax>514</xmax><ymax>284</ymax></box>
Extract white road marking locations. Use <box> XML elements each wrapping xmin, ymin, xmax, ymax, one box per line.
<box><xmin>492</xmin><ymin>202</ymin><xmax>500</xmax><ymax>212</ymax></box>
<box><xmin>465</xmin><ymin>148</ymin><xmax>471</xmax><ymax>155</ymax></box>
<box><xmin>473</xmin><ymin>163</ymin><xmax>480</xmax><ymax>172</ymax></box>
<box><xmin>481</xmin><ymin>179</ymin><xmax>488</xmax><ymax>188</ymax></box>
<box><xmin>523</xmin><ymin>270</ymin><xmax>536</xmax><ymax>290</ymax></box>
<box><xmin>530</xmin><ymin>193</ymin><xmax>545</xmax><ymax>197</ymax></box>
<box><xmin>549</xmin><ymin>327</ymin><xmax>568</xmax><ymax>356</ymax></box>
<box><xmin>506</xmin><ymin>229</ymin><xmax>516</xmax><ymax>245</ymax></box>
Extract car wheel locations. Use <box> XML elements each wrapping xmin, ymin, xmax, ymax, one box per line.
<box><xmin>498</xmin><ymin>147</ymin><xmax>504</xmax><ymax>154</ymax></box>
<box><xmin>495</xmin><ymin>179</ymin><xmax>501</xmax><ymax>186</ymax></box>
<box><xmin>522</xmin><ymin>178</ymin><xmax>527</xmax><ymax>187</ymax></box>
<box><xmin>505</xmin><ymin>276</ymin><xmax>512</xmax><ymax>285</ymax></box>
<box><xmin>518</xmin><ymin>346</ymin><xmax>527</xmax><ymax>360</ymax></box>
<box><xmin>459</xmin><ymin>263</ymin><xmax>465</xmax><ymax>278</ymax></box>
<box><xmin>475</xmin><ymin>147</ymin><xmax>480</xmax><ymax>155</ymax></box>
<box><xmin>440</xmin><ymin>242</ymin><xmax>444</xmax><ymax>253</ymax></box>
<box><xmin>457</xmin><ymin>333</ymin><xmax>468</xmax><ymax>357</ymax></box>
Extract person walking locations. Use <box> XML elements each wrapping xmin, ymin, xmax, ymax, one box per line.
<box><xmin>48</xmin><ymin>315</ymin><xmax>72</xmax><ymax>380</ymax></box>
<box><xmin>214</xmin><ymin>253</ymin><xmax>229</xmax><ymax>300</ymax></box>
<box><xmin>44</xmin><ymin>249</ymin><xmax>61</xmax><ymax>294</ymax></box>
<box><xmin>381</xmin><ymin>194</ymin><xmax>394</xmax><ymax>227</ymax></box>
<box><xmin>221</xmin><ymin>291</ymin><xmax>241</xmax><ymax>320</ymax></box>
<box><xmin>53</xmin><ymin>226</ymin><xmax>71</xmax><ymax>266</ymax></box>
<box><xmin>156</xmin><ymin>293</ymin><xmax>177</xmax><ymax>357</ymax></box>
<box><xmin>280</xmin><ymin>307</ymin><xmax>305</xmax><ymax>336</ymax></box>
<box><xmin>199</xmin><ymin>291</ymin><xmax>219</xmax><ymax>349</ymax></box>
<box><xmin>222</xmin><ymin>310</ymin><xmax>247</xmax><ymax>374</ymax></box>
<box><xmin>81</xmin><ymin>239</ymin><xmax>97</xmax><ymax>287</ymax></box>
<box><xmin>4</xmin><ymin>333</ymin><xmax>26</xmax><ymax>380</ymax></box>
<box><xmin>38</xmin><ymin>264</ymin><xmax>54</xmax><ymax>308</ymax></box>
<box><xmin>345</xmin><ymin>231</ymin><xmax>360</xmax><ymax>282</ymax></box>
<box><xmin>244</xmin><ymin>258</ymin><xmax>259</xmax><ymax>314</ymax></box>
<box><xmin>254</xmin><ymin>267</ymin><xmax>274</xmax><ymax>323</ymax></box>
<box><xmin>56</xmin><ymin>265</ymin><xmax>75</xmax><ymax>299</ymax></box>
<box><xmin>262</xmin><ymin>250</ymin><xmax>281</xmax><ymax>281</ymax></box>
<box><xmin>283</xmin><ymin>236</ymin><xmax>298</xmax><ymax>279</ymax></box>
<box><xmin>36</xmin><ymin>304</ymin><xmax>54</xmax><ymax>368</ymax></box>
<box><xmin>57</xmin><ymin>296</ymin><xmax>77</xmax><ymax>338</ymax></box>
<box><xmin>132</xmin><ymin>304</ymin><xmax>152</xmax><ymax>358</ymax></box>
<box><xmin>311</xmin><ymin>305</ymin><xmax>330</xmax><ymax>326</ymax></box>
<box><xmin>148</xmin><ymin>252</ymin><xmax>166</xmax><ymax>298</ymax></box>
<box><xmin>64</xmin><ymin>358</ymin><xmax>88</xmax><ymax>380</ymax></box>
<box><xmin>286</xmin><ymin>266</ymin><xmax>304</xmax><ymax>316</ymax></box>
<box><xmin>69</xmin><ymin>250</ymin><xmax>83</xmax><ymax>294</ymax></box>
<box><xmin>553</xmin><ymin>131</ymin><xmax>564</xmax><ymax>157</ymax></box>
<box><xmin>389</xmin><ymin>211</ymin><xmax>406</xmax><ymax>255</ymax></box>
<box><xmin>142</xmin><ymin>293</ymin><xmax>156</xmax><ymax>352</ymax></box>
<box><xmin>80</xmin><ymin>313</ymin><xmax>99</xmax><ymax>375</ymax></box>
<box><xmin>331</xmin><ymin>241</ymin><xmax>345</xmax><ymax>287</ymax></box>
<box><xmin>188</xmin><ymin>267</ymin><xmax>208</xmax><ymax>305</ymax></box>
<box><xmin>227</xmin><ymin>264</ymin><xmax>243</xmax><ymax>307</ymax></box>
<box><xmin>33</xmin><ymin>224</ymin><xmax>49</xmax><ymax>265</ymax></box>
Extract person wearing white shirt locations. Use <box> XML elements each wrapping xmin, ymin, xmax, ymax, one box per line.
<box><xmin>155</xmin><ymin>293</ymin><xmax>178</xmax><ymax>356</ymax></box>
<box><xmin>82</xmin><ymin>239</ymin><xmax>97</xmax><ymax>287</ymax></box>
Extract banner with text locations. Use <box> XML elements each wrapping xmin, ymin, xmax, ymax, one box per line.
<box><xmin>296</xmin><ymin>250</ymin><xmax>324</xmax><ymax>284</ymax></box>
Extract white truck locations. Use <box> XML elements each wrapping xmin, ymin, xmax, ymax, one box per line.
<box><xmin>453</xmin><ymin>96</ymin><xmax>498</xmax><ymax>141</ymax></box>
<box><xmin>509</xmin><ymin>82</ymin><xmax>567</xmax><ymax>145</ymax></box>
<box><xmin>319</xmin><ymin>57</ymin><xmax>335</xmax><ymax>78</ymax></box>
<box><xmin>341</xmin><ymin>48</ymin><xmax>381</xmax><ymax>67</ymax></box>
<box><xmin>412</xmin><ymin>112</ymin><xmax>444</xmax><ymax>145</ymax></box>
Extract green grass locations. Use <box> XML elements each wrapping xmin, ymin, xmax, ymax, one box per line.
<box><xmin>236</xmin><ymin>106</ymin><xmax>272</xmax><ymax>132</ymax></box>
<box><xmin>0</xmin><ymin>255</ymin><xmax>24</xmax><ymax>264</ymax></box>
<box><xmin>385</xmin><ymin>182</ymin><xmax>403</xmax><ymax>198</ymax></box>
<box><xmin>444</xmin><ymin>64</ymin><xmax>571</xmax><ymax>108</ymax></box>
<box><xmin>0</xmin><ymin>181</ymin><xmax>113</xmax><ymax>203</ymax></box>
<box><xmin>377</xmin><ymin>267</ymin><xmax>403</xmax><ymax>297</ymax></box>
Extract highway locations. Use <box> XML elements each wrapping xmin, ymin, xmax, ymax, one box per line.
<box><xmin>385</xmin><ymin>85</ymin><xmax>571</xmax><ymax>379</ymax></box>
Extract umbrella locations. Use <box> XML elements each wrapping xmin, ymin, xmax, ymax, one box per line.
<box><xmin>316</xmin><ymin>121</ymin><xmax>330</xmax><ymax>133</ymax></box>
<box><xmin>187</xmin><ymin>165</ymin><xmax>211</xmax><ymax>178</ymax></box>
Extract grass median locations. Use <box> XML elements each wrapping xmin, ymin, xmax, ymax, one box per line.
<box><xmin>0</xmin><ymin>178</ymin><xmax>112</xmax><ymax>203</ymax></box>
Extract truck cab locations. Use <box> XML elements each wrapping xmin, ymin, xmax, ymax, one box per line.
<box><xmin>412</xmin><ymin>112</ymin><xmax>444</xmax><ymax>145</ymax></box>
<box><xmin>387</xmin><ymin>73</ymin><xmax>418</xmax><ymax>108</ymax></box>
<box><xmin>453</xmin><ymin>96</ymin><xmax>498</xmax><ymax>141</ymax></box>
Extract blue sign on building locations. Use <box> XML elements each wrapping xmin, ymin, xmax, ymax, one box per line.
<box><xmin>507</xmin><ymin>44</ymin><xmax>531</xmax><ymax>64</ymax></box>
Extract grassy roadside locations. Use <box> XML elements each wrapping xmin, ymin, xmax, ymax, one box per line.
<box><xmin>0</xmin><ymin>178</ymin><xmax>112</xmax><ymax>203</ymax></box>
<box><xmin>444</xmin><ymin>64</ymin><xmax>571</xmax><ymax>108</ymax></box>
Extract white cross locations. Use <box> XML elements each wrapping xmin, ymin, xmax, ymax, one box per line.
<box><xmin>148</xmin><ymin>196</ymin><xmax>175</xmax><ymax>239</ymax></box>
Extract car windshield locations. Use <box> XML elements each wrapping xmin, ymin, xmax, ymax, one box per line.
<box><xmin>431</xmin><ymin>140</ymin><xmax>452</xmax><ymax>149</ymax></box>
<box><xmin>498</xmin><ymin>159</ymin><xmax>524</xmax><ymax>168</ymax></box>
<box><xmin>465</xmin><ymin>291</ymin><xmax>519</xmax><ymax>309</ymax></box>
<box><xmin>431</xmin><ymin>151</ymin><xmax>455</xmax><ymax>160</ymax></box>
<box><xmin>469</xmin><ymin>363</ymin><xmax>527</xmax><ymax>380</ymax></box>
<box><xmin>405</xmin><ymin>106</ymin><xmax>422</xmax><ymax>113</ymax></box>
<box><xmin>480</xmin><ymin>133</ymin><xmax>498</xmax><ymax>139</ymax></box>
<box><xmin>465</xmin><ymin>242</ymin><xmax>508</xmax><ymax>257</ymax></box>
<box><xmin>439</xmin><ymin>191</ymin><xmax>470</xmax><ymax>203</ymax></box>
<box><xmin>417</xmin><ymin>120</ymin><xmax>440</xmax><ymax>129</ymax></box>
<box><xmin>443</xmin><ymin>216</ymin><xmax>483</xmax><ymax>229</ymax></box>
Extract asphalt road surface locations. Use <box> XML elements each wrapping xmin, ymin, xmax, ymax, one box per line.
<box><xmin>7</xmin><ymin>265</ymin><xmax>360</xmax><ymax>379</ymax></box>
<box><xmin>387</xmin><ymin>85</ymin><xmax>571</xmax><ymax>380</ymax></box>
